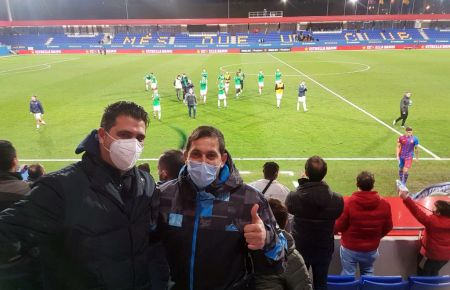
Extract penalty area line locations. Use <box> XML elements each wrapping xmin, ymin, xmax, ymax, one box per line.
<box><xmin>268</xmin><ymin>53</ymin><xmax>441</xmax><ymax>160</ymax></box>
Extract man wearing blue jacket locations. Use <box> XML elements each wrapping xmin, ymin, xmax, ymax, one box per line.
<box><xmin>157</xmin><ymin>126</ymin><xmax>286</xmax><ymax>290</ymax></box>
<box><xmin>29</xmin><ymin>96</ymin><xmax>46</xmax><ymax>129</ymax></box>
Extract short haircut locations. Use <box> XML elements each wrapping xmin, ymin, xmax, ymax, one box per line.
<box><xmin>27</xmin><ymin>163</ymin><xmax>45</xmax><ymax>181</ymax></box>
<box><xmin>158</xmin><ymin>149</ymin><xmax>184</xmax><ymax>180</ymax></box>
<box><xmin>186</xmin><ymin>126</ymin><xmax>225</xmax><ymax>154</ymax></box>
<box><xmin>137</xmin><ymin>163</ymin><xmax>150</xmax><ymax>173</ymax></box>
<box><xmin>268</xmin><ymin>198</ymin><xmax>288</xmax><ymax>230</ymax></box>
<box><xmin>263</xmin><ymin>162</ymin><xmax>279</xmax><ymax>180</ymax></box>
<box><xmin>435</xmin><ymin>200</ymin><xmax>450</xmax><ymax>217</ymax></box>
<box><xmin>305</xmin><ymin>156</ymin><xmax>327</xmax><ymax>182</ymax></box>
<box><xmin>405</xmin><ymin>127</ymin><xmax>413</xmax><ymax>132</ymax></box>
<box><xmin>100</xmin><ymin>101</ymin><xmax>149</xmax><ymax>132</ymax></box>
<box><xmin>0</xmin><ymin>140</ymin><xmax>16</xmax><ymax>171</ymax></box>
<box><xmin>356</xmin><ymin>171</ymin><xmax>375</xmax><ymax>191</ymax></box>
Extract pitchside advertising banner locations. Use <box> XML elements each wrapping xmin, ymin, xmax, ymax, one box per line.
<box><xmin>15</xmin><ymin>39</ymin><xmax>450</xmax><ymax>54</ymax></box>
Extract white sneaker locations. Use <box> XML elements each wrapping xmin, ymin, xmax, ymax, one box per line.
<box><xmin>392</xmin><ymin>120</ymin><xmax>396</xmax><ymax>126</ymax></box>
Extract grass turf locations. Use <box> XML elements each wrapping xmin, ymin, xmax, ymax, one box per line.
<box><xmin>1</xmin><ymin>50</ymin><xmax>449</xmax><ymax>195</ymax></box>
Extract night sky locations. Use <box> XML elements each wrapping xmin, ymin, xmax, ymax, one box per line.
<box><xmin>1</xmin><ymin>0</ymin><xmax>448</xmax><ymax>20</ymax></box>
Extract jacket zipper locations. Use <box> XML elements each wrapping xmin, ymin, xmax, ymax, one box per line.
<box><xmin>189</xmin><ymin>192</ymin><xmax>201</xmax><ymax>290</ymax></box>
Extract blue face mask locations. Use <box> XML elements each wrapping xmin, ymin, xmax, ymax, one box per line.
<box><xmin>187</xmin><ymin>160</ymin><xmax>220</xmax><ymax>189</ymax></box>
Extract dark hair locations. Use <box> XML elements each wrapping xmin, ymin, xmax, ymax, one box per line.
<box><xmin>356</xmin><ymin>171</ymin><xmax>375</xmax><ymax>191</ymax></box>
<box><xmin>405</xmin><ymin>127</ymin><xmax>413</xmax><ymax>132</ymax></box>
<box><xmin>263</xmin><ymin>162</ymin><xmax>279</xmax><ymax>180</ymax></box>
<box><xmin>186</xmin><ymin>126</ymin><xmax>225</xmax><ymax>154</ymax></box>
<box><xmin>435</xmin><ymin>200</ymin><xmax>450</xmax><ymax>217</ymax></box>
<box><xmin>158</xmin><ymin>149</ymin><xmax>184</xmax><ymax>180</ymax></box>
<box><xmin>268</xmin><ymin>198</ymin><xmax>288</xmax><ymax>230</ymax></box>
<box><xmin>137</xmin><ymin>163</ymin><xmax>150</xmax><ymax>173</ymax></box>
<box><xmin>0</xmin><ymin>140</ymin><xmax>16</xmax><ymax>171</ymax></box>
<box><xmin>100</xmin><ymin>101</ymin><xmax>149</xmax><ymax>132</ymax></box>
<box><xmin>27</xmin><ymin>163</ymin><xmax>45</xmax><ymax>181</ymax></box>
<box><xmin>305</xmin><ymin>155</ymin><xmax>327</xmax><ymax>182</ymax></box>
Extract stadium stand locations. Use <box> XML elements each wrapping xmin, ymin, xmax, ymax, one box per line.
<box><xmin>360</xmin><ymin>280</ymin><xmax>409</xmax><ymax>290</ymax></box>
<box><xmin>327</xmin><ymin>280</ymin><xmax>360</xmax><ymax>290</ymax></box>
<box><xmin>410</xmin><ymin>281</ymin><xmax>450</xmax><ymax>290</ymax></box>
<box><xmin>408</xmin><ymin>276</ymin><xmax>450</xmax><ymax>285</ymax></box>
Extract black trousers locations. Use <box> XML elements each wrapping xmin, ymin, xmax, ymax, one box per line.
<box><xmin>305</xmin><ymin>258</ymin><xmax>331</xmax><ymax>290</ymax></box>
<box><xmin>417</xmin><ymin>254</ymin><xmax>449</xmax><ymax>276</ymax></box>
<box><xmin>395</xmin><ymin>110</ymin><xmax>408</xmax><ymax>126</ymax></box>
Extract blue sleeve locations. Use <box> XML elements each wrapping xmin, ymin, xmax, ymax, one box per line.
<box><xmin>264</xmin><ymin>231</ymin><xmax>288</xmax><ymax>261</ymax></box>
<box><xmin>414</xmin><ymin>136</ymin><xmax>419</xmax><ymax>146</ymax></box>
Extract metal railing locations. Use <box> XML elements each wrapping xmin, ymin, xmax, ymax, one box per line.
<box><xmin>248</xmin><ymin>11</ymin><xmax>283</xmax><ymax>18</ymax></box>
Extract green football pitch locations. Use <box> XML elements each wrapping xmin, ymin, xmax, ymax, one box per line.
<box><xmin>1</xmin><ymin>50</ymin><xmax>449</xmax><ymax>196</ymax></box>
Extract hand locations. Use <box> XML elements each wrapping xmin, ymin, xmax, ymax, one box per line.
<box><xmin>415</xmin><ymin>157</ymin><xmax>419</xmax><ymax>163</ymax></box>
<box><xmin>244</xmin><ymin>204</ymin><xmax>266</xmax><ymax>250</ymax></box>
<box><xmin>396</xmin><ymin>156</ymin><xmax>400</xmax><ymax>161</ymax></box>
<box><xmin>398</xmin><ymin>190</ymin><xmax>408</xmax><ymax>200</ymax></box>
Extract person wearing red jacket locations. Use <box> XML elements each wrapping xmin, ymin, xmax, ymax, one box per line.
<box><xmin>335</xmin><ymin>171</ymin><xmax>393</xmax><ymax>276</ymax></box>
<box><xmin>399</xmin><ymin>190</ymin><xmax>450</xmax><ymax>276</ymax></box>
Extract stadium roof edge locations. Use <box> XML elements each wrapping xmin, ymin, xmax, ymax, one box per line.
<box><xmin>1</xmin><ymin>14</ymin><xmax>450</xmax><ymax>27</ymax></box>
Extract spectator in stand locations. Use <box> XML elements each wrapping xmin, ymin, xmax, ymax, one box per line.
<box><xmin>399</xmin><ymin>190</ymin><xmax>450</xmax><ymax>276</ymax></box>
<box><xmin>148</xmin><ymin>150</ymin><xmax>184</xmax><ymax>290</ymax></box>
<box><xmin>0</xmin><ymin>140</ymin><xmax>30</xmax><ymax>210</ymax></box>
<box><xmin>249</xmin><ymin>162</ymin><xmax>290</xmax><ymax>203</ymax></box>
<box><xmin>27</xmin><ymin>163</ymin><xmax>45</xmax><ymax>184</ymax></box>
<box><xmin>335</xmin><ymin>171</ymin><xmax>393</xmax><ymax>276</ymax></box>
<box><xmin>157</xmin><ymin>149</ymin><xmax>184</xmax><ymax>184</ymax></box>
<box><xmin>285</xmin><ymin>156</ymin><xmax>343</xmax><ymax>290</ymax></box>
<box><xmin>137</xmin><ymin>162</ymin><xmax>150</xmax><ymax>174</ymax></box>
<box><xmin>157</xmin><ymin>126</ymin><xmax>286</xmax><ymax>289</ymax></box>
<box><xmin>255</xmin><ymin>198</ymin><xmax>313</xmax><ymax>290</ymax></box>
<box><xmin>0</xmin><ymin>101</ymin><xmax>158</xmax><ymax>290</ymax></box>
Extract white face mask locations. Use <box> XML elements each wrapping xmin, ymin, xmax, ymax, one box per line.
<box><xmin>103</xmin><ymin>131</ymin><xmax>143</xmax><ymax>171</ymax></box>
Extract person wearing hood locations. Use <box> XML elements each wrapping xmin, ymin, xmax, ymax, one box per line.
<box><xmin>0</xmin><ymin>101</ymin><xmax>157</xmax><ymax>290</ymax></box>
<box><xmin>334</xmin><ymin>171</ymin><xmax>393</xmax><ymax>276</ymax></box>
<box><xmin>157</xmin><ymin>126</ymin><xmax>286</xmax><ymax>290</ymax></box>
<box><xmin>285</xmin><ymin>156</ymin><xmax>343</xmax><ymax>290</ymax></box>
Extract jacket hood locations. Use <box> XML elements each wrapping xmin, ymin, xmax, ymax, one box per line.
<box><xmin>351</xmin><ymin>191</ymin><xmax>381</xmax><ymax>210</ymax></box>
<box><xmin>299</xmin><ymin>180</ymin><xmax>335</xmax><ymax>209</ymax></box>
<box><xmin>180</xmin><ymin>150</ymin><xmax>243</xmax><ymax>196</ymax></box>
<box><xmin>75</xmin><ymin>129</ymin><xmax>101</xmax><ymax>157</ymax></box>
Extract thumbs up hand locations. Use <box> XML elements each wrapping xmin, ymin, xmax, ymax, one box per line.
<box><xmin>244</xmin><ymin>204</ymin><xmax>267</xmax><ymax>250</ymax></box>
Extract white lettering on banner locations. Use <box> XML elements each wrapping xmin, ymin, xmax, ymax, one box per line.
<box><xmin>425</xmin><ymin>44</ymin><xmax>450</xmax><ymax>49</ymax></box>
<box><xmin>366</xmin><ymin>45</ymin><xmax>396</xmax><ymax>50</ymax></box>
<box><xmin>144</xmin><ymin>49</ymin><xmax>173</xmax><ymax>54</ymax></box>
<box><xmin>34</xmin><ymin>50</ymin><xmax>62</xmax><ymax>54</ymax></box>
<box><xmin>308</xmin><ymin>46</ymin><xmax>337</xmax><ymax>51</ymax></box>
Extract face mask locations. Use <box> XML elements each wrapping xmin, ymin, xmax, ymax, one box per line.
<box><xmin>187</xmin><ymin>160</ymin><xmax>220</xmax><ymax>189</ymax></box>
<box><xmin>104</xmin><ymin>131</ymin><xmax>143</xmax><ymax>171</ymax></box>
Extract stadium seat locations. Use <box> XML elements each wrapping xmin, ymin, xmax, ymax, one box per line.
<box><xmin>327</xmin><ymin>274</ymin><xmax>355</xmax><ymax>283</ymax></box>
<box><xmin>361</xmin><ymin>275</ymin><xmax>403</xmax><ymax>284</ymax></box>
<box><xmin>327</xmin><ymin>280</ymin><xmax>360</xmax><ymax>290</ymax></box>
<box><xmin>409</xmin><ymin>275</ymin><xmax>450</xmax><ymax>284</ymax></box>
<box><xmin>410</xmin><ymin>281</ymin><xmax>450</xmax><ymax>290</ymax></box>
<box><xmin>361</xmin><ymin>280</ymin><xmax>409</xmax><ymax>290</ymax></box>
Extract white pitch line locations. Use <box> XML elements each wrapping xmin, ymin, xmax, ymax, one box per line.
<box><xmin>268</xmin><ymin>53</ymin><xmax>441</xmax><ymax>160</ymax></box>
<box><xmin>0</xmin><ymin>58</ymin><xmax>80</xmax><ymax>75</ymax></box>
<box><xmin>19</xmin><ymin>157</ymin><xmax>450</xmax><ymax>162</ymax></box>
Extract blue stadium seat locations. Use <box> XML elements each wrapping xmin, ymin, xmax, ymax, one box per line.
<box><xmin>327</xmin><ymin>280</ymin><xmax>360</xmax><ymax>290</ymax></box>
<box><xmin>361</xmin><ymin>280</ymin><xmax>409</xmax><ymax>290</ymax></box>
<box><xmin>410</xmin><ymin>281</ymin><xmax>450</xmax><ymax>290</ymax></box>
<box><xmin>409</xmin><ymin>275</ymin><xmax>450</xmax><ymax>284</ymax></box>
<box><xmin>361</xmin><ymin>275</ymin><xmax>403</xmax><ymax>284</ymax></box>
<box><xmin>327</xmin><ymin>275</ymin><xmax>355</xmax><ymax>283</ymax></box>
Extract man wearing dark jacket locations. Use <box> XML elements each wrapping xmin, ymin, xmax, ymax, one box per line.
<box><xmin>0</xmin><ymin>140</ymin><xmax>30</xmax><ymax>210</ymax></box>
<box><xmin>157</xmin><ymin>126</ymin><xmax>286</xmax><ymax>290</ymax></box>
<box><xmin>0</xmin><ymin>101</ymin><xmax>157</xmax><ymax>290</ymax></box>
<box><xmin>393</xmin><ymin>92</ymin><xmax>412</xmax><ymax>128</ymax></box>
<box><xmin>285</xmin><ymin>156</ymin><xmax>343</xmax><ymax>290</ymax></box>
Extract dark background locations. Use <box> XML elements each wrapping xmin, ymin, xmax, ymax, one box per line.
<box><xmin>1</xmin><ymin>0</ymin><xmax>449</xmax><ymax>20</ymax></box>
